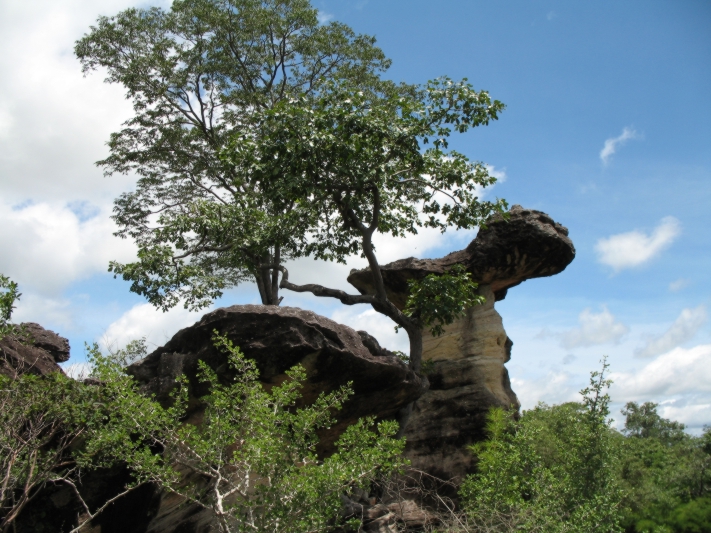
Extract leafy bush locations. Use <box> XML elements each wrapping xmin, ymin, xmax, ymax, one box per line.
<box><xmin>460</xmin><ymin>359</ymin><xmax>624</xmax><ymax>533</ymax></box>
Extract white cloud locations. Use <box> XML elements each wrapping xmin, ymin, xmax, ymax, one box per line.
<box><xmin>101</xmin><ymin>302</ymin><xmax>211</xmax><ymax>354</ymax></box>
<box><xmin>599</xmin><ymin>126</ymin><xmax>640</xmax><ymax>165</ymax></box>
<box><xmin>0</xmin><ymin>201</ymin><xmax>136</xmax><ymax>295</ymax></box>
<box><xmin>0</xmin><ymin>0</ymin><xmax>140</xmax><ymax>204</ymax></box>
<box><xmin>635</xmin><ymin>305</ymin><xmax>707</xmax><ymax>358</ymax></box>
<box><xmin>546</xmin><ymin>11</ymin><xmax>557</xmax><ymax>21</ymax></box>
<box><xmin>330</xmin><ymin>307</ymin><xmax>409</xmax><ymax>353</ymax></box>
<box><xmin>511</xmin><ymin>372</ymin><xmax>578</xmax><ymax>410</ymax></box>
<box><xmin>559</xmin><ymin>306</ymin><xmax>629</xmax><ymax>349</ymax></box>
<box><xmin>12</xmin><ymin>293</ymin><xmax>75</xmax><ymax>331</ymax></box>
<box><xmin>317</xmin><ymin>11</ymin><xmax>334</xmax><ymax>24</ymax></box>
<box><xmin>656</xmin><ymin>401</ymin><xmax>711</xmax><ymax>430</ymax></box>
<box><xmin>595</xmin><ymin>216</ymin><xmax>681</xmax><ymax>272</ymax></box>
<box><xmin>668</xmin><ymin>278</ymin><xmax>689</xmax><ymax>292</ymax></box>
<box><xmin>610</xmin><ymin>344</ymin><xmax>711</xmax><ymax>401</ymax></box>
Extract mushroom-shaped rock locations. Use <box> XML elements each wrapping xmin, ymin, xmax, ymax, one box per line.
<box><xmin>0</xmin><ymin>323</ymin><xmax>69</xmax><ymax>378</ymax></box>
<box><xmin>347</xmin><ymin>206</ymin><xmax>575</xmax><ymax>487</ymax></box>
<box><xmin>127</xmin><ymin>305</ymin><xmax>427</xmax><ymax>455</ymax></box>
<box><xmin>347</xmin><ymin>205</ymin><xmax>575</xmax><ymax>307</ymax></box>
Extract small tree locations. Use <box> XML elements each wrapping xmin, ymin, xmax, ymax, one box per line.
<box><xmin>0</xmin><ymin>349</ymin><xmax>174</xmax><ymax>533</ymax></box>
<box><xmin>459</xmin><ymin>359</ymin><xmax>624</xmax><ymax>532</ymax></box>
<box><xmin>76</xmin><ymin>0</ymin><xmax>397</xmax><ymax>307</ymax></box>
<box><xmin>222</xmin><ymin>80</ymin><xmax>506</xmax><ymax>371</ymax></box>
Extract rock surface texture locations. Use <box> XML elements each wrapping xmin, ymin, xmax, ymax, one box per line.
<box><xmin>0</xmin><ymin>322</ymin><xmax>69</xmax><ymax>377</ymax></box>
<box><xmin>122</xmin><ymin>305</ymin><xmax>427</xmax><ymax>533</ymax></box>
<box><xmin>348</xmin><ymin>205</ymin><xmax>575</xmax><ymax>485</ymax></box>
<box><xmin>128</xmin><ymin>305</ymin><xmax>426</xmax><ymax>454</ymax></box>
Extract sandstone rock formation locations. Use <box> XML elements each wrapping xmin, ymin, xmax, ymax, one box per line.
<box><xmin>116</xmin><ymin>305</ymin><xmax>428</xmax><ymax>533</ymax></box>
<box><xmin>0</xmin><ymin>322</ymin><xmax>69</xmax><ymax>378</ymax></box>
<box><xmin>127</xmin><ymin>304</ymin><xmax>427</xmax><ymax>455</ymax></box>
<box><xmin>348</xmin><ymin>205</ymin><xmax>575</xmax><ymax>484</ymax></box>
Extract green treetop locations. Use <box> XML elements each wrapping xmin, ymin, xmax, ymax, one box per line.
<box><xmin>76</xmin><ymin>0</ymin><xmax>396</xmax><ymax>308</ymax></box>
<box><xmin>222</xmin><ymin>79</ymin><xmax>506</xmax><ymax>371</ymax></box>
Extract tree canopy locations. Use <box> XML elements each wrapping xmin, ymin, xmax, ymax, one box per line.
<box><xmin>222</xmin><ymin>79</ymin><xmax>506</xmax><ymax>370</ymax></box>
<box><xmin>76</xmin><ymin>0</ymin><xmax>396</xmax><ymax>307</ymax></box>
<box><xmin>78</xmin><ymin>0</ymin><xmax>507</xmax><ymax>373</ymax></box>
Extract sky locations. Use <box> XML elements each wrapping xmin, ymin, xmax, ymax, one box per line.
<box><xmin>1</xmin><ymin>0</ymin><xmax>710</xmax><ymax>431</ymax></box>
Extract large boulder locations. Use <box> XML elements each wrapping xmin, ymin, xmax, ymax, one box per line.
<box><xmin>127</xmin><ymin>304</ymin><xmax>427</xmax><ymax>454</ymax></box>
<box><xmin>347</xmin><ymin>205</ymin><xmax>575</xmax><ymax>485</ymax></box>
<box><xmin>0</xmin><ymin>322</ymin><xmax>69</xmax><ymax>378</ymax></box>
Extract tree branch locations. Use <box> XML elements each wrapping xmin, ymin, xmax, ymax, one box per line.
<box><xmin>261</xmin><ymin>265</ymin><xmax>376</xmax><ymax>306</ymax></box>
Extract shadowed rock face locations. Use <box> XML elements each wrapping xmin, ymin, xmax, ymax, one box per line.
<box><xmin>347</xmin><ymin>205</ymin><xmax>575</xmax><ymax>307</ymax></box>
<box><xmin>127</xmin><ymin>304</ymin><xmax>427</xmax><ymax>454</ymax></box>
<box><xmin>120</xmin><ymin>305</ymin><xmax>428</xmax><ymax>533</ymax></box>
<box><xmin>0</xmin><ymin>323</ymin><xmax>69</xmax><ymax>378</ymax></box>
<box><xmin>346</xmin><ymin>205</ymin><xmax>575</xmax><ymax>486</ymax></box>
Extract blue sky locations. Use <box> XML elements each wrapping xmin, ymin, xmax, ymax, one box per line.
<box><xmin>1</xmin><ymin>0</ymin><xmax>710</xmax><ymax>430</ymax></box>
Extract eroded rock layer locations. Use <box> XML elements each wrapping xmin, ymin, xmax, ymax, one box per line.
<box><xmin>127</xmin><ymin>304</ymin><xmax>427</xmax><ymax>454</ymax></box>
<box><xmin>347</xmin><ymin>205</ymin><xmax>575</xmax><ymax>485</ymax></box>
<box><xmin>0</xmin><ymin>322</ymin><xmax>69</xmax><ymax>378</ymax></box>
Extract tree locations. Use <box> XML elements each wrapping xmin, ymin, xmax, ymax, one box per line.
<box><xmin>618</xmin><ymin>404</ymin><xmax>711</xmax><ymax>533</ymax></box>
<box><xmin>75</xmin><ymin>0</ymin><xmax>396</xmax><ymax>307</ymax></box>
<box><xmin>2</xmin><ymin>334</ymin><xmax>405</xmax><ymax>533</ymax></box>
<box><xmin>0</xmin><ymin>274</ymin><xmax>20</xmax><ymax>341</ymax></box>
<box><xmin>622</xmin><ymin>401</ymin><xmax>687</xmax><ymax>445</ymax></box>
<box><xmin>222</xmin><ymin>80</ymin><xmax>507</xmax><ymax>371</ymax></box>
<box><xmin>458</xmin><ymin>359</ymin><xmax>624</xmax><ymax>533</ymax></box>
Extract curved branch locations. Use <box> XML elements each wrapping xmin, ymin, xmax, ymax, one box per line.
<box><xmin>261</xmin><ymin>265</ymin><xmax>376</xmax><ymax>306</ymax></box>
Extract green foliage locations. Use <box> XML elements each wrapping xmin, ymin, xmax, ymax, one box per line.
<box><xmin>2</xmin><ymin>334</ymin><xmax>405</xmax><ymax>532</ymax></box>
<box><xmin>402</xmin><ymin>265</ymin><xmax>485</xmax><ymax>337</ymax></box>
<box><xmin>0</xmin><ymin>274</ymin><xmax>20</xmax><ymax>340</ymax></box>
<box><xmin>460</xmin><ymin>359</ymin><xmax>624</xmax><ymax>532</ymax></box>
<box><xmin>622</xmin><ymin>401</ymin><xmax>688</xmax><ymax>445</ymax></box>
<box><xmin>75</xmin><ymin>0</ymin><xmax>394</xmax><ymax>308</ymax></box>
<box><xmin>618</xmin><ymin>405</ymin><xmax>711</xmax><ymax>533</ymax></box>
<box><xmin>230</xmin><ymin>79</ymin><xmax>507</xmax><ymax>265</ymax></box>
<box><xmin>154</xmin><ymin>332</ymin><xmax>406</xmax><ymax>532</ymax></box>
<box><xmin>98</xmin><ymin>337</ymin><xmax>149</xmax><ymax>371</ymax></box>
<box><xmin>0</xmin><ymin>350</ymin><xmax>173</xmax><ymax>532</ymax></box>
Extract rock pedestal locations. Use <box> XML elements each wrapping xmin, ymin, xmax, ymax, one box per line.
<box><xmin>403</xmin><ymin>284</ymin><xmax>519</xmax><ymax>483</ymax></box>
<box><xmin>347</xmin><ymin>205</ymin><xmax>575</xmax><ymax>484</ymax></box>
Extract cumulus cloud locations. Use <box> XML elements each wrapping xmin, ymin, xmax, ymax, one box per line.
<box><xmin>511</xmin><ymin>372</ymin><xmax>578</xmax><ymax>410</ymax></box>
<box><xmin>12</xmin><ymin>293</ymin><xmax>75</xmax><ymax>331</ymax></box>
<box><xmin>0</xmin><ymin>201</ymin><xmax>136</xmax><ymax>295</ymax></box>
<box><xmin>595</xmin><ymin>216</ymin><xmax>681</xmax><ymax>272</ymax></box>
<box><xmin>635</xmin><ymin>306</ymin><xmax>707</xmax><ymax>358</ymax></box>
<box><xmin>559</xmin><ymin>306</ymin><xmax>629</xmax><ymax>349</ymax></box>
<box><xmin>600</xmin><ymin>126</ymin><xmax>640</xmax><ymax>165</ymax></box>
<box><xmin>610</xmin><ymin>344</ymin><xmax>711</xmax><ymax>401</ymax></box>
<box><xmin>656</xmin><ymin>401</ymin><xmax>711</xmax><ymax>430</ymax></box>
<box><xmin>330</xmin><ymin>307</ymin><xmax>409</xmax><ymax>353</ymax></box>
<box><xmin>101</xmin><ymin>302</ymin><xmax>211</xmax><ymax>353</ymax></box>
<box><xmin>0</xmin><ymin>0</ymin><xmax>140</xmax><ymax>204</ymax></box>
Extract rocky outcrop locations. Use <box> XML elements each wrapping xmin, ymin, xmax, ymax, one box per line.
<box><xmin>0</xmin><ymin>322</ymin><xmax>69</xmax><ymax>378</ymax></box>
<box><xmin>348</xmin><ymin>205</ymin><xmax>575</xmax><ymax>485</ymax></box>
<box><xmin>127</xmin><ymin>304</ymin><xmax>427</xmax><ymax>455</ymax></box>
<box><xmin>116</xmin><ymin>305</ymin><xmax>428</xmax><ymax>533</ymax></box>
<box><xmin>348</xmin><ymin>205</ymin><xmax>575</xmax><ymax>306</ymax></box>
